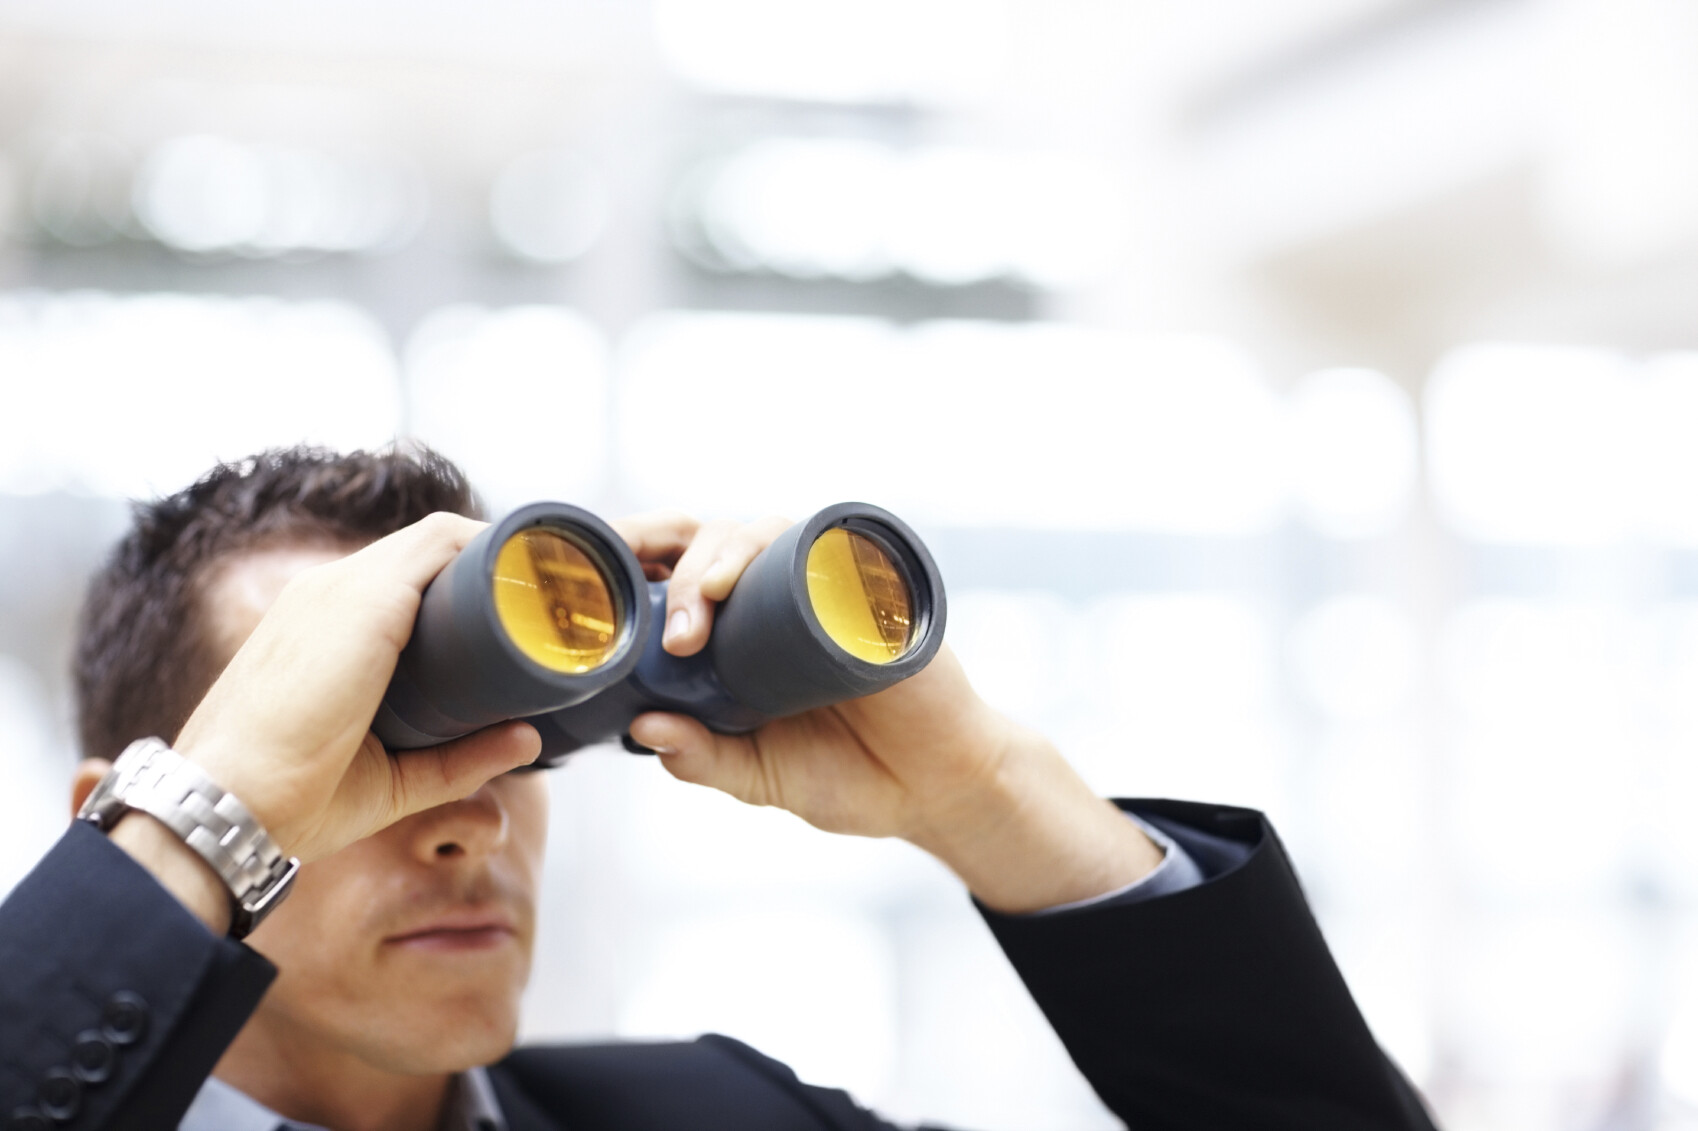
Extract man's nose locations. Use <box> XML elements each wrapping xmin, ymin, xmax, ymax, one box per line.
<box><xmin>410</xmin><ymin>784</ymin><xmax>511</xmax><ymax>863</ymax></box>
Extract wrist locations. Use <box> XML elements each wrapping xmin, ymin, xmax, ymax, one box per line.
<box><xmin>172</xmin><ymin>720</ymin><xmax>301</xmax><ymax>856</ymax></box>
<box><xmin>107</xmin><ymin>813</ymin><xmax>234</xmax><ymax>935</ymax></box>
<box><xmin>907</xmin><ymin>724</ymin><xmax>1164</xmax><ymax>914</ymax></box>
<box><xmin>82</xmin><ymin>737</ymin><xmax>300</xmax><ymax>937</ymax></box>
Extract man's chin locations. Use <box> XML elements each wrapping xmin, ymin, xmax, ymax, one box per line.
<box><xmin>356</xmin><ymin>972</ymin><xmax>529</xmax><ymax>1075</ymax></box>
<box><xmin>372</xmin><ymin>1010</ymin><xmax>520</xmax><ymax>1076</ymax></box>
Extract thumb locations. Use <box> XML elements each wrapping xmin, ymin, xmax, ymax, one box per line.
<box><xmin>387</xmin><ymin>721</ymin><xmax>542</xmax><ymax>820</ymax></box>
<box><xmin>628</xmin><ymin>712</ymin><xmax>771</xmax><ymax>807</ymax></box>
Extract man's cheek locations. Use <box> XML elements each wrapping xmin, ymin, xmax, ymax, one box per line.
<box><xmin>243</xmin><ymin>879</ymin><xmax>371</xmax><ymax>973</ymax></box>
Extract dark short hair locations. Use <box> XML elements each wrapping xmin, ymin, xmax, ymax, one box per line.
<box><xmin>73</xmin><ymin>445</ymin><xmax>482</xmax><ymax>762</ymax></box>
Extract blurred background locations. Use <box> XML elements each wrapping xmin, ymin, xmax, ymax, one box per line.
<box><xmin>1</xmin><ymin>0</ymin><xmax>1696</xmax><ymax>1127</ymax></box>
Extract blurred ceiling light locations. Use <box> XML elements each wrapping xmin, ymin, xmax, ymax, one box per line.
<box><xmin>1192</xmin><ymin>1</ymin><xmax>1537</xmax><ymax>255</ymax></box>
<box><xmin>1437</xmin><ymin>600</ymin><xmax>1641</xmax><ymax>724</ymax></box>
<box><xmin>346</xmin><ymin>154</ymin><xmax>428</xmax><ymax>255</ymax></box>
<box><xmin>1425</xmin><ymin>344</ymin><xmax>1634</xmax><ymax>545</ymax></box>
<box><xmin>1289</xmin><ymin>368</ymin><xmax>1417</xmax><ymax>539</ymax></box>
<box><xmin>1288</xmin><ymin>594</ymin><xmax>1417</xmax><ymax>721</ymax></box>
<box><xmin>133</xmin><ymin>135</ymin><xmax>425</xmax><ymax>258</ymax></box>
<box><xmin>890</xmin><ymin>149</ymin><xmax>1128</xmax><ymax>287</ymax></box>
<box><xmin>944</xmin><ymin>590</ymin><xmax>1076</xmax><ymax>724</ymax></box>
<box><xmin>0</xmin><ymin>290</ymin><xmax>401</xmax><ymax>498</ymax></box>
<box><xmin>404</xmin><ymin>305</ymin><xmax>610</xmax><ymax>511</ymax></box>
<box><xmin>652</xmin><ymin>0</ymin><xmax>1013</xmax><ymax>105</ymax></box>
<box><xmin>489</xmin><ymin>150</ymin><xmax>608</xmax><ymax>265</ymax></box>
<box><xmin>1089</xmin><ymin>593</ymin><xmax>1289</xmax><ymax>810</ymax></box>
<box><xmin>888</xmin><ymin>148</ymin><xmax>1015</xmax><ymax>285</ymax></box>
<box><xmin>1637</xmin><ymin>353</ymin><xmax>1698</xmax><ymax>548</ymax></box>
<box><xmin>28</xmin><ymin>135</ymin><xmax>132</xmax><ymax>248</ymax></box>
<box><xmin>134</xmin><ymin>136</ymin><xmax>266</xmax><ymax>253</ymax></box>
<box><xmin>1448</xmin><ymin>719</ymin><xmax>1639</xmax><ymax>904</ymax></box>
<box><xmin>250</xmin><ymin>147</ymin><xmax>339</xmax><ymax>252</ymax></box>
<box><xmin>1540</xmin><ymin>0</ymin><xmax>1698</xmax><ymax>264</ymax></box>
<box><xmin>899</xmin><ymin>323</ymin><xmax>1285</xmax><ymax>533</ymax></box>
<box><xmin>617</xmin><ymin>313</ymin><xmax>1284</xmax><ymax>535</ymax></box>
<box><xmin>996</xmin><ymin>153</ymin><xmax>1131</xmax><ymax>291</ymax></box>
<box><xmin>674</xmin><ymin>140</ymin><xmax>1129</xmax><ymax>289</ymax></box>
<box><xmin>1447</xmin><ymin>915</ymin><xmax>1635</xmax><ymax>1080</ymax></box>
<box><xmin>616</xmin><ymin>311</ymin><xmax>900</xmax><ymax>517</ymax></box>
<box><xmin>1307</xmin><ymin>732</ymin><xmax>1428</xmax><ymax>898</ymax></box>
<box><xmin>691</xmin><ymin>140</ymin><xmax>897</xmax><ymax>280</ymax></box>
<box><xmin>1096</xmin><ymin>594</ymin><xmax>1274</xmax><ymax>719</ymax></box>
<box><xmin>1437</xmin><ymin>598</ymin><xmax>1643</xmax><ymax>897</ymax></box>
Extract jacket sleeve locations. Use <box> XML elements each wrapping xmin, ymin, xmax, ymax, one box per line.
<box><xmin>979</xmin><ymin>799</ymin><xmax>1438</xmax><ymax>1131</ymax></box>
<box><xmin>0</xmin><ymin>821</ymin><xmax>276</xmax><ymax>1131</ymax></box>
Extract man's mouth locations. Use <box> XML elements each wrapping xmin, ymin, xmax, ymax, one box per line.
<box><xmin>384</xmin><ymin>908</ymin><xmax>519</xmax><ymax>952</ymax></box>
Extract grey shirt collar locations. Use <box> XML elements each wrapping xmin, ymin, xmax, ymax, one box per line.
<box><xmin>180</xmin><ymin>1068</ymin><xmax>507</xmax><ymax>1131</ymax></box>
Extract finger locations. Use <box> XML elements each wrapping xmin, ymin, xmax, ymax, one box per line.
<box><xmin>387</xmin><ymin>721</ymin><xmax>541</xmax><ymax>821</ymax></box>
<box><xmin>341</xmin><ymin>511</ymin><xmax>489</xmax><ymax>594</ymax></box>
<box><xmin>661</xmin><ymin>520</ymin><xmax>739</xmax><ymax>656</ymax></box>
<box><xmin>627</xmin><ymin>712</ymin><xmax>771</xmax><ymax>807</ymax></box>
<box><xmin>268</xmin><ymin>511</ymin><xmax>490</xmax><ymax>659</ymax></box>
<box><xmin>610</xmin><ymin>510</ymin><xmax>701</xmax><ymax>569</ymax></box>
<box><xmin>698</xmin><ymin>515</ymin><xmax>792</xmax><ymax>601</ymax></box>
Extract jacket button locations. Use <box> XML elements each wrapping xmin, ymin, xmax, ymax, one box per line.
<box><xmin>70</xmin><ymin>1030</ymin><xmax>116</xmax><ymax>1084</ymax></box>
<box><xmin>37</xmin><ymin>1071</ymin><xmax>79</xmax><ymax>1122</ymax></box>
<box><xmin>101</xmin><ymin>991</ymin><xmax>148</xmax><ymax>1046</ymax></box>
<box><xmin>6</xmin><ymin>1108</ymin><xmax>50</xmax><ymax>1131</ymax></box>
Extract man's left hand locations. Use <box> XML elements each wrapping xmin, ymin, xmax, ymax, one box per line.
<box><xmin>615</xmin><ymin>512</ymin><xmax>1164</xmax><ymax>914</ymax></box>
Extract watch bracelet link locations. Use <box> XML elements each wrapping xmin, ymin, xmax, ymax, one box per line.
<box><xmin>79</xmin><ymin>737</ymin><xmax>299</xmax><ymax>938</ymax></box>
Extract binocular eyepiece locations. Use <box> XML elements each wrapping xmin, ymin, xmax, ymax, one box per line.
<box><xmin>373</xmin><ymin>502</ymin><xmax>946</xmax><ymax>767</ymax></box>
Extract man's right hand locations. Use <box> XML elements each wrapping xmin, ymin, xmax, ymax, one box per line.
<box><xmin>169</xmin><ymin>512</ymin><xmax>540</xmax><ymax>866</ymax></box>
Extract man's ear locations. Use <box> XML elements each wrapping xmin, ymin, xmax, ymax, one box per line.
<box><xmin>71</xmin><ymin>758</ymin><xmax>113</xmax><ymax>819</ymax></box>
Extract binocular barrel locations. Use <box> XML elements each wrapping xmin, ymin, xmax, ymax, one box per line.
<box><xmin>373</xmin><ymin>502</ymin><xmax>652</xmax><ymax>751</ymax></box>
<box><xmin>374</xmin><ymin>502</ymin><xmax>946</xmax><ymax>767</ymax></box>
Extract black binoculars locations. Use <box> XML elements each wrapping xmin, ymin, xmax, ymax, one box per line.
<box><xmin>373</xmin><ymin>502</ymin><xmax>946</xmax><ymax>767</ymax></box>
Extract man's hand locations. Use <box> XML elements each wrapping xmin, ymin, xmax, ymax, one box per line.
<box><xmin>171</xmin><ymin>513</ymin><xmax>540</xmax><ymax>865</ymax></box>
<box><xmin>616</xmin><ymin>512</ymin><xmax>1164</xmax><ymax>914</ymax></box>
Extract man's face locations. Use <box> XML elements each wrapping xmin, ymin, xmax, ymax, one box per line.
<box><xmin>209</xmin><ymin>544</ymin><xmax>549</xmax><ymax>1076</ymax></box>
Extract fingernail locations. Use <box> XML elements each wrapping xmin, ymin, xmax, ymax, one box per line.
<box><xmin>621</xmin><ymin>733</ymin><xmax>676</xmax><ymax>757</ymax></box>
<box><xmin>665</xmin><ymin>607</ymin><xmax>691</xmax><ymax>643</ymax></box>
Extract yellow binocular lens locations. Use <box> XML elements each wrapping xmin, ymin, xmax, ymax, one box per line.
<box><xmin>805</xmin><ymin>527</ymin><xmax>913</xmax><ymax>664</ymax></box>
<box><xmin>492</xmin><ymin>529</ymin><xmax>620</xmax><ymax>673</ymax></box>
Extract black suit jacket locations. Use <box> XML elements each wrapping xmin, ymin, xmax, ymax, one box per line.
<box><xmin>0</xmin><ymin>801</ymin><xmax>1437</xmax><ymax>1131</ymax></box>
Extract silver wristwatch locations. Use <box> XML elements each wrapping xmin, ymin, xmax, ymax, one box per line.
<box><xmin>78</xmin><ymin>737</ymin><xmax>300</xmax><ymax>939</ymax></box>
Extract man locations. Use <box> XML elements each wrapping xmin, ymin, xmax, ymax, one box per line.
<box><xmin>0</xmin><ymin>447</ymin><xmax>1436</xmax><ymax>1130</ymax></box>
